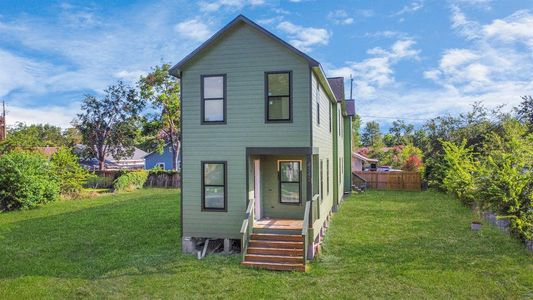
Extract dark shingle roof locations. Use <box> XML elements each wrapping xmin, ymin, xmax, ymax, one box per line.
<box><xmin>327</xmin><ymin>77</ymin><xmax>345</xmax><ymax>102</ymax></box>
<box><xmin>345</xmin><ymin>99</ymin><xmax>355</xmax><ymax>116</ymax></box>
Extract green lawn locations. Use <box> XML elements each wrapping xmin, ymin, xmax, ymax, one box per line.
<box><xmin>0</xmin><ymin>189</ymin><xmax>531</xmax><ymax>299</ymax></box>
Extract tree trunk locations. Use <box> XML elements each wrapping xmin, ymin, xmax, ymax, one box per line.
<box><xmin>172</xmin><ymin>140</ymin><xmax>181</xmax><ymax>171</ymax></box>
<box><xmin>99</xmin><ymin>158</ymin><xmax>105</xmax><ymax>171</ymax></box>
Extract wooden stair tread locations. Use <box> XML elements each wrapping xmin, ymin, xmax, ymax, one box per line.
<box><xmin>251</xmin><ymin>233</ymin><xmax>304</xmax><ymax>241</ymax></box>
<box><xmin>245</xmin><ymin>254</ymin><xmax>303</xmax><ymax>263</ymax></box>
<box><xmin>247</xmin><ymin>247</ymin><xmax>303</xmax><ymax>256</ymax></box>
<box><xmin>241</xmin><ymin>261</ymin><xmax>305</xmax><ymax>271</ymax></box>
<box><xmin>249</xmin><ymin>240</ymin><xmax>303</xmax><ymax>248</ymax></box>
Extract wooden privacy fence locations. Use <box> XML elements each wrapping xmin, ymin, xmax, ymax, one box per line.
<box><xmin>86</xmin><ymin>170</ymin><xmax>181</xmax><ymax>189</ymax></box>
<box><xmin>353</xmin><ymin>171</ymin><xmax>421</xmax><ymax>191</ymax></box>
<box><xmin>145</xmin><ymin>173</ymin><xmax>181</xmax><ymax>188</ymax></box>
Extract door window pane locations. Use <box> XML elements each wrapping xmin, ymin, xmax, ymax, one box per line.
<box><xmin>280</xmin><ymin>162</ymin><xmax>300</xmax><ymax>182</ymax></box>
<box><xmin>203</xmin><ymin>76</ymin><xmax>224</xmax><ymax>98</ymax></box>
<box><xmin>204</xmin><ymin>99</ymin><xmax>224</xmax><ymax>122</ymax></box>
<box><xmin>267</xmin><ymin>73</ymin><xmax>289</xmax><ymax>96</ymax></box>
<box><xmin>268</xmin><ymin>97</ymin><xmax>289</xmax><ymax>120</ymax></box>
<box><xmin>281</xmin><ymin>183</ymin><xmax>299</xmax><ymax>203</ymax></box>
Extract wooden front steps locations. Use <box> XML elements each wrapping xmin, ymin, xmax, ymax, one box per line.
<box><xmin>242</xmin><ymin>231</ymin><xmax>305</xmax><ymax>272</ymax></box>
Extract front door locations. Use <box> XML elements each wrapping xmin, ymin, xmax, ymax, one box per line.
<box><xmin>254</xmin><ymin>159</ymin><xmax>261</xmax><ymax>220</ymax></box>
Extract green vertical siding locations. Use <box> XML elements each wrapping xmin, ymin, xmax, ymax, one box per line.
<box><xmin>181</xmin><ymin>23</ymin><xmax>311</xmax><ymax>239</ymax></box>
<box><xmin>343</xmin><ymin>116</ymin><xmax>353</xmax><ymax>192</ymax></box>
<box><xmin>310</xmin><ymin>72</ymin><xmax>335</xmax><ymax>238</ymax></box>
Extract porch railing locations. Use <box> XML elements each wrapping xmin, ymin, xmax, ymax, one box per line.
<box><xmin>240</xmin><ymin>197</ymin><xmax>255</xmax><ymax>260</ymax></box>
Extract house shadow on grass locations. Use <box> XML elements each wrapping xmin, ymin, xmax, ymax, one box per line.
<box><xmin>0</xmin><ymin>195</ymin><xmax>192</xmax><ymax>280</ymax></box>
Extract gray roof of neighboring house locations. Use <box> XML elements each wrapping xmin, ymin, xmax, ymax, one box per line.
<box><xmin>326</xmin><ymin>77</ymin><xmax>345</xmax><ymax>102</ymax></box>
<box><xmin>75</xmin><ymin>144</ymin><xmax>147</xmax><ymax>161</ymax></box>
<box><xmin>169</xmin><ymin>14</ymin><xmax>319</xmax><ymax>77</ymax></box>
<box><xmin>345</xmin><ymin>99</ymin><xmax>356</xmax><ymax>116</ymax></box>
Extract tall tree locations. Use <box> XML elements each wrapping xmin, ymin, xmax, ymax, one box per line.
<box><xmin>139</xmin><ymin>64</ymin><xmax>181</xmax><ymax>171</ymax></box>
<box><xmin>361</xmin><ymin>121</ymin><xmax>383</xmax><ymax>147</ymax></box>
<box><xmin>0</xmin><ymin>123</ymin><xmax>65</xmax><ymax>152</ymax></box>
<box><xmin>388</xmin><ymin>119</ymin><xmax>414</xmax><ymax>146</ymax></box>
<box><xmin>516</xmin><ymin>95</ymin><xmax>533</xmax><ymax>132</ymax></box>
<box><xmin>74</xmin><ymin>81</ymin><xmax>144</xmax><ymax>170</ymax></box>
<box><xmin>351</xmin><ymin>114</ymin><xmax>361</xmax><ymax>150</ymax></box>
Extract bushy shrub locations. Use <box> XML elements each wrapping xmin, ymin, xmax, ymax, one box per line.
<box><xmin>0</xmin><ymin>152</ymin><xmax>60</xmax><ymax>211</ymax></box>
<box><xmin>50</xmin><ymin>148</ymin><xmax>92</xmax><ymax>197</ymax></box>
<box><xmin>478</xmin><ymin>120</ymin><xmax>533</xmax><ymax>241</ymax></box>
<box><xmin>113</xmin><ymin>170</ymin><xmax>149</xmax><ymax>192</ymax></box>
<box><xmin>441</xmin><ymin>140</ymin><xmax>479</xmax><ymax>206</ymax></box>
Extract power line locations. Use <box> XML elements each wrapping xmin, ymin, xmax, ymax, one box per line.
<box><xmin>358</xmin><ymin>115</ymin><xmax>429</xmax><ymax>121</ymax></box>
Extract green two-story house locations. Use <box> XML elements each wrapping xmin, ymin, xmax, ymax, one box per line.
<box><xmin>170</xmin><ymin>15</ymin><xmax>355</xmax><ymax>271</ymax></box>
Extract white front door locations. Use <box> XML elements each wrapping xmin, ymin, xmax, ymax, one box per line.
<box><xmin>254</xmin><ymin>159</ymin><xmax>261</xmax><ymax>220</ymax></box>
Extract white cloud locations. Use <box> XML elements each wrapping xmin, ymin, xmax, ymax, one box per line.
<box><xmin>427</xmin><ymin>8</ymin><xmax>533</xmax><ymax>95</ymax></box>
<box><xmin>329</xmin><ymin>39</ymin><xmax>420</xmax><ymax>98</ymax></box>
<box><xmin>482</xmin><ymin>10</ymin><xmax>533</xmax><ymax>48</ymax></box>
<box><xmin>277</xmin><ymin>21</ymin><xmax>330</xmax><ymax>52</ymax></box>
<box><xmin>5</xmin><ymin>102</ymin><xmax>81</xmax><ymax>128</ymax></box>
<box><xmin>198</xmin><ymin>0</ymin><xmax>266</xmax><ymax>12</ymax></box>
<box><xmin>174</xmin><ymin>19</ymin><xmax>213</xmax><ymax>41</ymax></box>
<box><xmin>328</xmin><ymin>10</ymin><xmax>354</xmax><ymax>25</ymax></box>
<box><xmin>393</xmin><ymin>1</ymin><xmax>424</xmax><ymax>16</ymax></box>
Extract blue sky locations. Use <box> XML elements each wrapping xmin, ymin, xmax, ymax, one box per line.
<box><xmin>1</xmin><ymin>0</ymin><xmax>532</xmax><ymax>128</ymax></box>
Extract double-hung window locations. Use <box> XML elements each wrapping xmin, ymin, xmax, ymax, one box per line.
<box><xmin>320</xmin><ymin>160</ymin><xmax>324</xmax><ymax>201</ymax></box>
<box><xmin>266</xmin><ymin>72</ymin><xmax>291</xmax><ymax>122</ymax></box>
<box><xmin>279</xmin><ymin>161</ymin><xmax>300</xmax><ymax>204</ymax></box>
<box><xmin>202</xmin><ymin>162</ymin><xmax>227</xmax><ymax>211</ymax></box>
<box><xmin>201</xmin><ymin>75</ymin><xmax>226</xmax><ymax>124</ymax></box>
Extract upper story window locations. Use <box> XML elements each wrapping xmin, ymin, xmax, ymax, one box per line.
<box><xmin>201</xmin><ymin>75</ymin><xmax>226</xmax><ymax>124</ymax></box>
<box><xmin>266</xmin><ymin>71</ymin><xmax>291</xmax><ymax>122</ymax></box>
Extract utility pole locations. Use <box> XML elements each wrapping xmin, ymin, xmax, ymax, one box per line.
<box><xmin>349</xmin><ymin>74</ymin><xmax>354</xmax><ymax>100</ymax></box>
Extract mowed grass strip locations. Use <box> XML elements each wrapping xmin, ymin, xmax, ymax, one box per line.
<box><xmin>0</xmin><ymin>189</ymin><xmax>531</xmax><ymax>299</ymax></box>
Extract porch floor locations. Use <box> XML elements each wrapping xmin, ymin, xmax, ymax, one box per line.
<box><xmin>254</xmin><ymin>219</ymin><xmax>303</xmax><ymax>231</ymax></box>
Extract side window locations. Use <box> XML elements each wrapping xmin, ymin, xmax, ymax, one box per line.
<box><xmin>279</xmin><ymin>161</ymin><xmax>301</xmax><ymax>204</ymax></box>
<box><xmin>326</xmin><ymin>159</ymin><xmax>329</xmax><ymax>195</ymax></box>
<box><xmin>316</xmin><ymin>101</ymin><xmax>320</xmax><ymax>125</ymax></box>
<box><xmin>266</xmin><ymin>72</ymin><xmax>291</xmax><ymax>122</ymax></box>
<box><xmin>202</xmin><ymin>162</ymin><xmax>227</xmax><ymax>211</ymax></box>
<box><xmin>329</xmin><ymin>103</ymin><xmax>332</xmax><ymax>132</ymax></box>
<box><xmin>320</xmin><ymin>160</ymin><xmax>324</xmax><ymax>201</ymax></box>
<box><xmin>201</xmin><ymin>75</ymin><xmax>226</xmax><ymax>124</ymax></box>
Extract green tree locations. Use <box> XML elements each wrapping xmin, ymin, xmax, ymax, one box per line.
<box><xmin>351</xmin><ymin>114</ymin><xmax>361</xmax><ymax>149</ymax></box>
<box><xmin>74</xmin><ymin>81</ymin><xmax>145</xmax><ymax>170</ymax></box>
<box><xmin>50</xmin><ymin>148</ymin><xmax>91</xmax><ymax>197</ymax></box>
<box><xmin>0</xmin><ymin>123</ymin><xmax>65</xmax><ymax>152</ymax></box>
<box><xmin>361</xmin><ymin>121</ymin><xmax>383</xmax><ymax>148</ymax></box>
<box><xmin>388</xmin><ymin>120</ymin><xmax>414</xmax><ymax>146</ymax></box>
<box><xmin>516</xmin><ymin>95</ymin><xmax>533</xmax><ymax>132</ymax></box>
<box><xmin>139</xmin><ymin>64</ymin><xmax>181</xmax><ymax>171</ymax></box>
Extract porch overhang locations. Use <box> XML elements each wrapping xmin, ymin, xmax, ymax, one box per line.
<box><xmin>246</xmin><ymin>147</ymin><xmax>313</xmax><ymax>156</ymax></box>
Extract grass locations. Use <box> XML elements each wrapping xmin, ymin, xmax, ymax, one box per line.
<box><xmin>0</xmin><ymin>189</ymin><xmax>531</xmax><ymax>299</ymax></box>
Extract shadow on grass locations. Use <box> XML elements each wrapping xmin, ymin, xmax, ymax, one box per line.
<box><xmin>0</xmin><ymin>193</ymin><xmax>185</xmax><ymax>280</ymax></box>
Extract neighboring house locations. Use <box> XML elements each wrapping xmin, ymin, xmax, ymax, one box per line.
<box><xmin>76</xmin><ymin>145</ymin><xmax>147</xmax><ymax>170</ymax></box>
<box><xmin>169</xmin><ymin>15</ymin><xmax>355</xmax><ymax>271</ymax></box>
<box><xmin>144</xmin><ymin>144</ymin><xmax>180</xmax><ymax>171</ymax></box>
<box><xmin>352</xmin><ymin>152</ymin><xmax>378</xmax><ymax>172</ymax></box>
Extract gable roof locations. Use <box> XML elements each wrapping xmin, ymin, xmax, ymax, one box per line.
<box><xmin>327</xmin><ymin>77</ymin><xmax>345</xmax><ymax>102</ymax></box>
<box><xmin>352</xmin><ymin>152</ymin><xmax>378</xmax><ymax>163</ymax></box>
<box><xmin>169</xmin><ymin>14</ymin><xmax>319</xmax><ymax>77</ymax></box>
